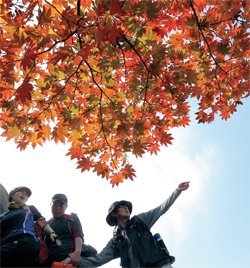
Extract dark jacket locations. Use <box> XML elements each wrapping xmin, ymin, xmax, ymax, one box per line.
<box><xmin>114</xmin><ymin>216</ymin><xmax>175</xmax><ymax>267</ymax></box>
<box><xmin>0</xmin><ymin>205</ymin><xmax>41</xmax><ymax>267</ymax></box>
<box><xmin>45</xmin><ymin>213</ymin><xmax>84</xmax><ymax>264</ymax></box>
<box><xmin>80</xmin><ymin>190</ymin><xmax>181</xmax><ymax>267</ymax></box>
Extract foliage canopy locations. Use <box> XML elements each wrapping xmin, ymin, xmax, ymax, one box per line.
<box><xmin>0</xmin><ymin>0</ymin><xmax>249</xmax><ymax>185</ymax></box>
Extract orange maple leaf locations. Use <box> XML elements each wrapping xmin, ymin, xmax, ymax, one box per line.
<box><xmin>77</xmin><ymin>157</ymin><xmax>92</xmax><ymax>172</ymax></box>
<box><xmin>93</xmin><ymin>163</ymin><xmax>110</xmax><ymax>179</ymax></box>
<box><xmin>110</xmin><ymin>173</ymin><xmax>123</xmax><ymax>187</ymax></box>
<box><xmin>66</xmin><ymin>147</ymin><xmax>85</xmax><ymax>160</ymax></box>
<box><xmin>121</xmin><ymin>164</ymin><xmax>136</xmax><ymax>180</ymax></box>
<box><xmin>148</xmin><ymin>143</ymin><xmax>160</xmax><ymax>155</ymax></box>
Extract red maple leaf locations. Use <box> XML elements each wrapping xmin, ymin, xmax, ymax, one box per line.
<box><xmin>109</xmin><ymin>0</ymin><xmax>125</xmax><ymax>16</ymax></box>
<box><xmin>133</xmin><ymin>142</ymin><xmax>145</xmax><ymax>157</ymax></box>
<box><xmin>17</xmin><ymin>140</ymin><xmax>28</xmax><ymax>151</ymax></box>
<box><xmin>109</xmin><ymin>26</ymin><xmax>123</xmax><ymax>45</ymax></box>
<box><xmin>16</xmin><ymin>78</ymin><xmax>33</xmax><ymax>103</ymax></box>
<box><xmin>160</xmin><ymin>133</ymin><xmax>173</xmax><ymax>146</ymax></box>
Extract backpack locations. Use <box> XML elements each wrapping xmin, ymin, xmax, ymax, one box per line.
<box><xmin>35</xmin><ymin>213</ymin><xmax>83</xmax><ymax>265</ymax></box>
<box><xmin>67</xmin><ymin>213</ymin><xmax>97</xmax><ymax>257</ymax></box>
<box><xmin>34</xmin><ymin>221</ymin><xmax>49</xmax><ymax>264</ymax></box>
<box><xmin>22</xmin><ymin>206</ymin><xmax>48</xmax><ymax>265</ymax></box>
<box><xmin>113</xmin><ymin>216</ymin><xmax>175</xmax><ymax>267</ymax></box>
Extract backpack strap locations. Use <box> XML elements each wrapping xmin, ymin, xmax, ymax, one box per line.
<box><xmin>130</xmin><ymin>216</ymin><xmax>149</xmax><ymax>230</ymax></box>
<box><xmin>67</xmin><ymin>213</ymin><xmax>77</xmax><ymax>234</ymax></box>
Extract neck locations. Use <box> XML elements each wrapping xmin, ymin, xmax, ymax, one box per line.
<box><xmin>117</xmin><ymin>217</ymin><xmax>129</xmax><ymax>229</ymax></box>
<box><xmin>8</xmin><ymin>201</ymin><xmax>25</xmax><ymax>209</ymax></box>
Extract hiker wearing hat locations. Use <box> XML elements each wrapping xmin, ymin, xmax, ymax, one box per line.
<box><xmin>80</xmin><ymin>181</ymin><xmax>190</xmax><ymax>268</ymax></box>
<box><xmin>0</xmin><ymin>186</ymin><xmax>58</xmax><ymax>267</ymax></box>
<box><xmin>44</xmin><ymin>193</ymin><xmax>96</xmax><ymax>266</ymax></box>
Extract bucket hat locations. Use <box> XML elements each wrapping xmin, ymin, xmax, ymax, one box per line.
<box><xmin>106</xmin><ymin>200</ymin><xmax>132</xmax><ymax>226</ymax></box>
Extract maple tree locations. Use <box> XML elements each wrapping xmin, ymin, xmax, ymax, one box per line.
<box><xmin>0</xmin><ymin>0</ymin><xmax>249</xmax><ymax>186</ymax></box>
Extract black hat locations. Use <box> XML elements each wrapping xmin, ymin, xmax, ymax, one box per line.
<box><xmin>51</xmin><ymin>193</ymin><xmax>68</xmax><ymax>204</ymax></box>
<box><xmin>106</xmin><ymin>200</ymin><xmax>132</xmax><ymax>226</ymax></box>
<box><xmin>8</xmin><ymin>186</ymin><xmax>32</xmax><ymax>202</ymax></box>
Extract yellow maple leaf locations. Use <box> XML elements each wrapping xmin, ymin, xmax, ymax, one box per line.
<box><xmin>6</xmin><ymin>127</ymin><xmax>21</xmax><ymax>141</ymax></box>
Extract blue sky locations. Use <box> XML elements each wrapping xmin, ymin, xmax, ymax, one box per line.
<box><xmin>179</xmin><ymin>98</ymin><xmax>250</xmax><ymax>268</ymax></box>
<box><xmin>1</xmin><ymin>98</ymin><xmax>249</xmax><ymax>268</ymax></box>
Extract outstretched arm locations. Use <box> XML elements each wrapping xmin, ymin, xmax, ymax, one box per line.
<box><xmin>137</xmin><ymin>181</ymin><xmax>190</xmax><ymax>228</ymax></box>
<box><xmin>176</xmin><ymin>181</ymin><xmax>190</xmax><ymax>192</ymax></box>
<box><xmin>80</xmin><ymin>239</ymin><xmax>118</xmax><ymax>267</ymax></box>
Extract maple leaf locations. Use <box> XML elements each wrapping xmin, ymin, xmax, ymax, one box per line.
<box><xmin>0</xmin><ymin>0</ymin><xmax>249</xmax><ymax>185</ymax></box>
<box><xmin>16</xmin><ymin>140</ymin><xmax>29</xmax><ymax>151</ymax></box>
<box><xmin>180</xmin><ymin>116</ymin><xmax>191</xmax><ymax>127</ymax></box>
<box><xmin>121</xmin><ymin>164</ymin><xmax>136</xmax><ymax>180</ymax></box>
<box><xmin>66</xmin><ymin>147</ymin><xmax>85</xmax><ymax>160</ymax></box>
<box><xmin>4</xmin><ymin>127</ymin><xmax>21</xmax><ymax>141</ymax></box>
<box><xmin>20</xmin><ymin>48</ymin><xmax>37</xmax><ymax>70</ymax></box>
<box><xmin>16</xmin><ymin>79</ymin><xmax>33</xmax><ymax>103</ymax></box>
<box><xmin>148</xmin><ymin>143</ymin><xmax>160</xmax><ymax>155</ymax></box>
<box><xmin>146</xmin><ymin>1</ymin><xmax>160</xmax><ymax>20</ymax></box>
<box><xmin>133</xmin><ymin>142</ymin><xmax>146</xmax><ymax>157</ymax></box>
<box><xmin>109</xmin><ymin>0</ymin><xmax>125</xmax><ymax>16</ymax></box>
<box><xmin>77</xmin><ymin>157</ymin><xmax>92</xmax><ymax>172</ymax></box>
<box><xmin>109</xmin><ymin>26</ymin><xmax>123</xmax><ymax>45</ymax></box>
<box><xmin>160</xmin><ymin>133</ymin><xmax>173</xmax><ymax>147</ymax></box>
<box><xmin>110</xmin><ymin>173</ymin><xmax>123</xmax><ymax>187</ymax></box>
<box><xmin>96</xmin><ymin>2</ymin><xmax>105</xmax><ymax>16</ymax></box>
<box><xmin>220</xmin><ymin>110</ymin><xmax>231</xmax><ymax>121</ymax></box>
<box><xmin>152</xmin><ymin>27</ymin><xmax>166</xmax><ymax>38</ymax></box>
<box><xmin>93</xmin><ymin>162</ymin><xmax>110</xmax><ymax>179</ymax></box>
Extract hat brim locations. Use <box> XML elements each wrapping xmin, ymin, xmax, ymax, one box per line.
<box><xmin>51</xmin><ymin>199</ymin><xmax>67</xmax><ymax>204</ymax></box>
<box><xmin>20</xmin><ymin>187</ymin><xmax>32</xmax><ymax>197</ymax></box>
<box><xmin>106</xmin><ymin>200</ymin><xmax>132</xmax><ymax>226</ymax></box>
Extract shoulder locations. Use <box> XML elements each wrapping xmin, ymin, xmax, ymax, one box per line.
<box><xmin>68</xmin><ymin>213</ymin><xmax>82</xmax><ymax>224</ymax></box>
<box><xmin>128</xmin><ymin>216</ymin><xmax>149</xmax><ymax>230</ymax></box>
<box><xmin>27</xmin><ymin>205</ymin><xmax>40</xmax><ymax>214</ymax></box>
<box><xmin>130</xmin><ymin>215</ymin><xmax>146</xmax><ymax>225</ymax></box>
<box><xmin>26</xmin><ymin>205</ymin><xmax>43</xmax><ymax>220</ymax></box>
<box><xmin>27</xmin><ymin>205</ymin><xmax>37</xmax><ymax>210</ymax></box>
<box><xmin>70</xmin><ymin>212</ymin><xmax>78</xmax><ymax>220</ymax></box>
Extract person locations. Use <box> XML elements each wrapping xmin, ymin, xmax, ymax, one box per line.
<box><xmin>0</xmin><ymin>183</ymin><xmax>8</xmax><ymax>214</ymax></box>
<box><xmin>44</xmin><ymin>193</ymin><xmax>87</xmax><ymax>266</ymax></box>
<box><xmin>0</xmin><ymin>186</ymin><xmax>58</xmax><ymax>267</ymax></box>
<box><xmin>80</xmin><ymin>181</ymin><xmax>190</xmax><ymax>268</ymax></box>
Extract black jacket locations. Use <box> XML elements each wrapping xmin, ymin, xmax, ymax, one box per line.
<box><xmin>113</xmin><ymin>216</ymin><xmax>175</xmax><ymax>267</ymax></box>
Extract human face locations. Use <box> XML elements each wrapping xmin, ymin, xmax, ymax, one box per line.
<box><xmin>12</xmin><ymin>190</ymin><xmax>29</xmax><ymax>204</ymax></box>
<box><xmin>116</xmin><ymin>205</ymin><xmax>130</xmax><ymax>219</ymax></box>
<box><xmin>51</xmin><ymin>200</ymin><xmax>67</xmax><ymax>218</ymax></box>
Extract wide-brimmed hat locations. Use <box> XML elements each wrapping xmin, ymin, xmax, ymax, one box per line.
<box><xmin>106</xmin><ymin>200</ymin><xmax>132</xmax><ymax>226</ymax></box>
<box><xmin>8</xmin><ymin>186</ymin><xmax>32</xmax><ymax>202</ymax></box>
<box><xmin>51</xmin><ymin>193</ymin><xmax>68</xmax><ymax>205</ymax></box>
